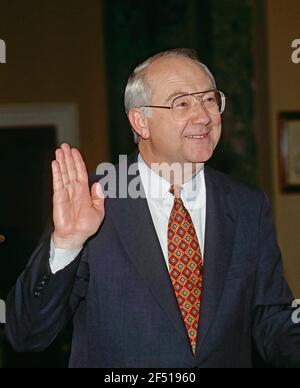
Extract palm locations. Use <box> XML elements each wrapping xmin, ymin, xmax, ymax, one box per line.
<box><xmin>52</xmin><ymin>144</ymin><xmax>104</xmax><ymax>248</ymax></box>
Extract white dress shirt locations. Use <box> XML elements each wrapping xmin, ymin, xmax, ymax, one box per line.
<box><xmin>50</xmin><ymin>153</ymin><xmax>206</xmax><ymax>273</ymax></box>
<box><xmin>137</xmin><ymin>154</ymin><xmax>206</xmax><ymax>267</ymax></box>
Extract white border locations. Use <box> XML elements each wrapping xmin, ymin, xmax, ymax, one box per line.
<box><xmin>0</xmin><ymin>103</ymin><xmax>79</xmax><ymax>147</ymax></box>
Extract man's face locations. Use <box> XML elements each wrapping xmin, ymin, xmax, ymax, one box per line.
<box><xmin>139</xmin><ymin>57</ymin><xmax>222</xmax><ymax>166</ymax></box>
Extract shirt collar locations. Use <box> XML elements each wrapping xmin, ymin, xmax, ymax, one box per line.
<box><xmin>138</xmin><ymin>153</ymin><xmax>205</xmax><ymax>208</ymax></box>
<box><xmin>138</xmin><ymin>153</ymin><xmax>171</xmax><ymax>200</ymax></box>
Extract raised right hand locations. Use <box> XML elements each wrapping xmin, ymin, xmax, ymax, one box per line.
<box><xmin>52</xmin><ymin>143</ymin><xmax>105</xmax><ymax>250</ymax></box>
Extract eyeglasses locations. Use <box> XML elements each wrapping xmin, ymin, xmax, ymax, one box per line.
<box><xmin>139</xmin><ymin>90</ymin><xmax>226</xmax><ymax>122</ymax></box>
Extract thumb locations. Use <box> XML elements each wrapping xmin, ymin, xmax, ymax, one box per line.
<box><xmin>91</xmin><ymin>182</ymin><xmax>105</xmax><ymax>211</ymax></box>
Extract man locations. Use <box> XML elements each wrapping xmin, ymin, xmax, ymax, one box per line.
<box><xmin>5</xmin><ymin>49</ymin><xmax>300</xmax><ymax>368</ymax></box>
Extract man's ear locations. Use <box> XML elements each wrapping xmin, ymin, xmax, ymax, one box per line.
<box><xmin>128</xmin><ymin>109</ymin><xmax>150</xmax><ymax>140</ymax></box>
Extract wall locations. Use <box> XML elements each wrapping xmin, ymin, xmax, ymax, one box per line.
<box><xmin>266</xmin><ymin>0</ymin><xmax>300</xmax><ymax>296</ymax></box>
<box><xmin>0</xmin><ymin>0</ymin><xmax>109</xmax><ymax>172</ymax></box>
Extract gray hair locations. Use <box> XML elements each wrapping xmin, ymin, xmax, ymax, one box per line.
<box><xmin>124</xmin><ymin>48</ymin><xmax>217</xmax><ymax>144</ymax></box>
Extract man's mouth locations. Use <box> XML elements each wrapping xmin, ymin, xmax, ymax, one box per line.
<box><xmin>185</xmin><ymin>133</ymin><xmax>209</xmax><ymax>140</ymax></box>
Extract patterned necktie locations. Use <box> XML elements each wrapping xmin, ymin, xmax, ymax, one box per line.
<box><xmin>168</xmin><ymin>185</ymin><xmax>203</xmax><ymax>354</ymax></box>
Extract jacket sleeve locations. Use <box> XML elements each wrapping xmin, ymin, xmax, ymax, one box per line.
<box><xmin>4</xmin><ymin>228</ymin><xmax>88</xmax><ymax>352</ymax></box>
<box><xmin>252</xmin><ymin>193</ymin><xmax>300</xmax><ymax>368</ymax></box>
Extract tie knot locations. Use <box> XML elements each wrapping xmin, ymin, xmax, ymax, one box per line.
<box><xmin>170</xmin><ymin>185</ymin><xmax>182</xmax><ymax>199</ymax></box>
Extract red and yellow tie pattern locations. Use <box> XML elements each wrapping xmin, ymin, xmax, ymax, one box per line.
<box><xmin>168</xmin><ymin>185</ymin><xmax>203</xmax><ymax>354</ymax></box>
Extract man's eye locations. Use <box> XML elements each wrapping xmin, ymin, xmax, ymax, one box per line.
<box><xmin>203</xmin><ymin>97</ymin><xmax>216</xmax><ymax>104</ymax></box>
<box><xmin>174</xmin><ymin>100</ymin><xmax>190</xmax><ymax>109</ymax></box>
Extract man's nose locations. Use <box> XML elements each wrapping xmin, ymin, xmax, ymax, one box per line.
<box><xmin>190</xmin><ymin>102</ymin><xmax>212</xmax><ymax>125</ymax></box>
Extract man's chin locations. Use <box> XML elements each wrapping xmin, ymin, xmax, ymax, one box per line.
<box><xmin>186</xmin><ymin>149</ymin><xmax>214</xmax><ymax>164</ymax></box>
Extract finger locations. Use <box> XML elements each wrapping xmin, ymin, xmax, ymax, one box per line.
<box><xmin>91</xmin><ymin>182</ymin><xmax>105</xmax><ymax>213</ymax></box>
<box><xmin>56</xmin><ymin>148</ymin><xmax>69</xmax><ymax>186</ymax></box>
<box><xmin>61</xmin><ymin>143</ymin><xmax>77</xmax><ymax>182</ymax></box>
<box><xmin>71</xmin><ymin>148</ymin><xmax>88</xmax><ymax>184</ymax></box>
<box><xmin>52</xmin><ymin>160</ymin><xmax>64</xmax><ymax>193</ymax></box>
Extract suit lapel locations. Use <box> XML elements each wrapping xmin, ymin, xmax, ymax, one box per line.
<box><xmin>107</xmin><ymin>158</ymin><xmax>192</xmax><ymax>356</ymax></box>
<box><xmin>104</xmin><ymin>155</ymin><xmax>237</xmax><ymax>360</ymax></box>
<box><xmin>195</xmin><ymin>167</ymin><xmax>237</xmax><ymax>358</ymax></box>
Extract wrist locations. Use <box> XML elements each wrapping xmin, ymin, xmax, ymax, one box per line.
<box><xmin>52</xmin><ymin>232</ymin><xmax>86</xmax><ymax>250</ymax></box>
